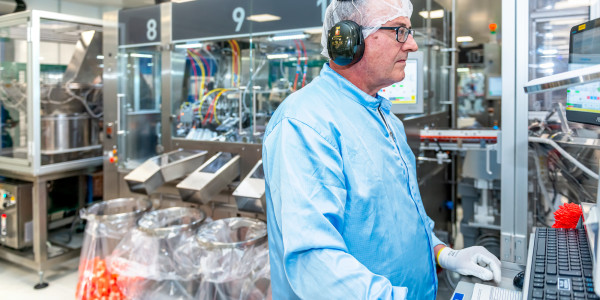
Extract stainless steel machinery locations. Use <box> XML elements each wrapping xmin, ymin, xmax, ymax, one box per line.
<box><xmin>0</xmin><ymin>10</ymin><xmax>103</xmax><ymax>288</ymax></box>
<box><xmin>103</xmin><ymin>1</ymin><xmax>453</xmax><ymax>231</ymax></box>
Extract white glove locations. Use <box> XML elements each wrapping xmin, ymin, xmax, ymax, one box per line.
<box><xmin>438</xmin><ymin>246</ymin><xmax>502</xmax><ymax>283</ymax></box>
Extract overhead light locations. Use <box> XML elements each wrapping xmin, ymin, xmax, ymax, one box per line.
<box><xmin>247</xmin><ymin>14</ymin><xmax>281</xmax><ymax>22</ymax></box>
<box><xmin>267</xmin><ymin>54</ymin><xmax>290</xmax><ymax>60</ymax></box>
<box><xmin>554</xmin><ymin>0</ymin><xmax>589</xmax><ymax>10</ymax></box>
<box><xmin>539</xmin><ymin>62</ymin><xmax>555</xmax><ymax>69</ymax></box>
<box><xmin>96</xmin><ymin>55</ymin><xmax>104</xmax><ymax>59</ymax></box>
<box><xmin>130</xmin><ymin>53</ymin><xmax>153</xmax><ymax>58</ymax></box>
<box><xmin>269</xmin><ymin>33</ymin><xmax>308</xmax><ymax>41</ymax></box>
<box><xmin>540</xmin><ymin>49</ymin><xmax>558</xmax><ymax>55</ymax></box>
<box><xmin>419</xmin><ymin>9</ymin><xmax>444</xmax><ymax>19</ymax></box>
<box><xmin>175</xmin><ymin>43</ymin><xmax>203</xmax><ymax>49</ymax></box>
<box><xmin>304</xmin><ymin>28</ymin><xmax>323</xmax><ymax>35</ymax></box>
<box><xmin>457</xmin><ymin>36</ymin><xmax>473</xmax><ymax>43</ymax></box>
<box><xmin>288</xmin><ymin>57</ymin><xmax>308</xmax><ymax>61</ymax></box>
<box><xmin>457</xmin><ymin>68</ymin><xmax>470</xmax><ymax>72</ymax></box>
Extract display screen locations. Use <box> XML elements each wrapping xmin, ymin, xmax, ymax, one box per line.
<box><xmin>488</xmin><ymin>76</ymin><xmax>502</xmax><ymax>97</ymax></box>
<box><xmin>566</xmin><ymin>21</ymin><xmax>600</xmax><ymax>125</ymax></box>
<box><xmin>379</xmin><ymin>60</ymin><xmax>418</xmax><ymax>105</ymax></box>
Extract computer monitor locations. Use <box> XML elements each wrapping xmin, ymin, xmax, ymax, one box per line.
<box><xmin>566</xmin><ymin>19</ymin><xmax>600</xmax><ymax>126</ymax></box>
<box><xmin>379</xmin><ymin>51</ymin><xmax>424</xmax><ymax>114</ymax></box>
<box><xmin>486</xmin><ymin>76</ymin><xmax>502</xmax><ymax>100</ymax></box>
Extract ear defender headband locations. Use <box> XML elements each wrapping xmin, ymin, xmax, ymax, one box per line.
<box><xmin>327</xmin><ymin>0</ymin><xmax>365</xmax><ymax>66</ymax></box>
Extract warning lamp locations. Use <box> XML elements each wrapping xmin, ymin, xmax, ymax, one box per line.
<box><xmin>489</xmin><ymin>23</ymin><xmax>498</xmax><ymax>35</ymax></box>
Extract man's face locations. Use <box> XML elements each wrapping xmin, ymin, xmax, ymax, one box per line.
<box><xmin>358</xmin><ymin>16</ymin><xmax>418</xmax><ymax>91</ymax></box>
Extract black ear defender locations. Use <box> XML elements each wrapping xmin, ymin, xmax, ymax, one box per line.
<box><xmin>327</xmin><ymin>1</ymin><xmax>365</xmax><ymax>66</ymax></box>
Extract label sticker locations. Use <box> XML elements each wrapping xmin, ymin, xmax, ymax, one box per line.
<box><xmin>452</xmin><ymin>293</ymin><xmax>464</xmax><ymax>300</ymax></box>
<box><xmin>579</xmin><ymin>24</ymin><xmax>587</xmax><ymax>31</ymax></box>
<box><xmin>558</xmin><ymin>278</ymin><xmax>571</xmax><ymax>291</ymax></box>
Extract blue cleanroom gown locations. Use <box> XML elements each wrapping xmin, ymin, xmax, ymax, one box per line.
<box><xmin>263</xmin><ymin>63</ymin><xmax>444</xmax><ymax>299</ymax></box>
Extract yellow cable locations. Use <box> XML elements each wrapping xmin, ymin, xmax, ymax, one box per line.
<box><xmin>187</xmin><ymin>49</ymin><xmax>206</xmax><ymax>99</ymax></box>
<box><xmin>199</xmin><ymin>88</ymin><xmax>224</xmax><ymax>119</ymax></box>
<box><xmin>227</xmin><ymin>41</ymin><xmax>235</xmax><ymax>87</ymax></box>
<box><xmin>232</xmin><ymin>40</ymin><xmax>241</xmax><ymax>87</ymax></box>
<box><xmin>211</xmin><ymin>89</ymin><xmax>229</xmax><ymax>124</ymax></box>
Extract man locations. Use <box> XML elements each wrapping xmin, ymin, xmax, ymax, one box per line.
<box><xmin>262</xmin><ymin>0</ymin><xmax>501</xmax><ymax>298</ymax></box>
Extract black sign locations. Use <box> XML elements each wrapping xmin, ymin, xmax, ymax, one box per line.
<box><xmin>172</xmin><ymin>0</ymin><xmax>331</xmax><ymax>41</ymax></box>
<box><xmin>458</xmin><ymin>44</ymin><xmax>484</xmax><ymax>65</ymax></box>
<box><xmin>119</xmin><ymin>6</ymin><xmax>161</xmax><ymax>45</ymax></box>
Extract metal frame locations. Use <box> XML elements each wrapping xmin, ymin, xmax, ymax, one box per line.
<box><xmin>0</xmin><ymin>10</ymin><xmax>103</xmax><ymax>177</ymax></box>
<box><xmin>0</xmin><ymin>10</ymin><xmax>104</xmax><ymax>286</ymax></box>
<box><xmin>0</xmin><ymin>166</ymin><xmax>98</xmax><ymax>286</ymax></box>
<box><xmin>501</xmin><ymin>0</ymin><xmax>531</xmax><ymax>266</ymax></box>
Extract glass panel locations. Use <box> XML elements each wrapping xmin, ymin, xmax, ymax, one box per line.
<box><xmin>171</xmin><ymin>31</ymin><xmax>326</xmax><ymax>144</ymax></box>
<box><xmin>0</xmin><ymin>21</ymin><xmax>28</xmax><ymax>160</ymax></box>
<box><xmin>528</xmin><ymin>16</ymin><xmax>587</xmax><ymax>111</ymax></box>
<box><xmin>39</xmin><ymin>19</ymin><xmax>103</xmax><ymax>165</ymax></box>
<box><xmin>118</xmin><ymin>46</ymin><xmax>162</xmax><ymax>170</ymax></box>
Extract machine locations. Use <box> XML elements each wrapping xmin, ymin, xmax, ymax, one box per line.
<box><xmin>0</xmin><ymin>179</ymin><xmax>32</xmax><ymax>249</ymax></box>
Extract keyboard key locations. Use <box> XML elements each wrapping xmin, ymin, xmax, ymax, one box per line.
<box><xmin>535</xmin><ymin>278</ymin><xmax>545</xmax><ymax>283</ymax></box>
<box><xmin>536</xmin><ymin>266</ymin><xmax>546</xmax><ymax>274</ymax></box>
<box><xmin>573</xmin><ymin>286</ymin><xmax>584</xmax><ymax>292</ymax></box>
<box><xmin>535</xmin><ymin>282</ymin><xmax>545</xmax><ymax>288</ymax></box>
<box><xmin>546</xmin><ymin>289</ymin><xmax>558</xmax><ymax>295</ymax></box>
<box><xmin>547</xmin><ymin>278</ymin><xmax>558</xmax><ymax>285</ymax></box>
<box><xmin>538</xmin><ymin>239</ymin><xmax>547</xmax><ymax>256</ymax></box>
<box><xmin>535</xmin><ymin>274</ymin><xmax>544</xmax><ymax>279</ymax></box>
<box><xmin>560</xmin><ymin>291</ymin><xmax>572</xmax><ymax>297</ymax></box>
<box><xmin>573</xmin><ymin>292</ymin><xmax>585</xmax><ymax>298</ymax></box>
<box><xmin>559</xmin><ymin>270</ymin><xmax>582</xmax><ymax>276</ymax></box>
<box><xmin>533</xmin><ymin>288</ymin><xmax>544</xmax><ymax>298</ymax></box>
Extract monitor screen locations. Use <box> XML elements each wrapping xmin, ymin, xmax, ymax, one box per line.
<box><xmin>566</xmin><ymin>19</ymin><xmax>600</xmax><ymax>126</ymax></box>
<box><xmin>487</xmin><ymin>76</ymin><xmax>502</xmax><ymax>98</ymax></box>
<box><xmin>379</xmin><ymin>51</ymin><xmax>424</xmax><ymax>114</ymax></box>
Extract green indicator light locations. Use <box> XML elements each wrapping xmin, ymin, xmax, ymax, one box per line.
<box><xmin>392</xmin><ymin>85</ymin><xmax>396</xmax><ymax>87</ymax></box>
<box><xmin>567</xmin><ymin>90</ymin><xmax>570</xmax><ymax>93</ymax></box>
<box><xmin>576</xmin><ymin>91</ymin><xmax>580</xmax><ymax>93</ymax></box>
<box><xmin>400</xmin><ymin>85</ymin><xmax>404</xmax><ymax>87</ymax></box>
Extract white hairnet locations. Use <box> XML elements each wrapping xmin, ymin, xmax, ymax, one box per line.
<box><xmin>320</xmin><ymin>0</ymin><xmax>413</xmax><ymax>59</ymax></box>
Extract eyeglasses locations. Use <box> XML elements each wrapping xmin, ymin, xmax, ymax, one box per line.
<box><xmin>378</xmin><ymin>26</ymin><xmax>415</xmax><ymax>43</ymax></box>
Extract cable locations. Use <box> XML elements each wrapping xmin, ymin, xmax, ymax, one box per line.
<box><xmin>300</xmin><ymin>40</ymin><xmax>308</xmax><ymax>88</ymax></box>
<box><xmin>198</xmin><ymin>88</ymin><xmax>226</xmax><ymax>122</ymax></box>
<box><xmin>64</xmin><ymin>79</ymin><xmax>103</xmax><ymax>118</ymax></box>
<box><xmin>232</xmin><ymin>40</ymin><xmax>241</xmax><ymax>87</ymax></box>
<box><xmin>208</xmin><ymin>89</ymin><xmax>229</xmax><ymax>125</ymax></box>
<box><xmin>293</xmin><ymin>40</ymin><xmax>301</xmax><ymax>91</ymax></box>
<box><xmin>529</xmin><ymin>136</ymin><xmax>599</xmax><ymax>180</ymax></box>
<box><xmin>187</xmin><ymin>50</ymin><xmax>206</xmax><ymax>100</ymax></box>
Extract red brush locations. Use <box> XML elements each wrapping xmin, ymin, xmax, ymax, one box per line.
<box><xmin>552</xmin><ymin>203</ymin><xmax>582</xmax><ymax>229</ymax></box>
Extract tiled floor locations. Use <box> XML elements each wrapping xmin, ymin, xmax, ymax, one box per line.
<box><xmin>0</xmin><ymin>257</ymin><xmax>79</xmax><ymax>299</ymax></box>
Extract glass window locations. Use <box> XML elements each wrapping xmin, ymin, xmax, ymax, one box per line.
<box><xmin>118</xmin><ymin>47</ymin><xmax>162</xmax><ymax>169</ymax></box>
<box><xmin>0</xmin><ymin>22</ymin><xmax>28</xmax><ymax>160</ymax></box>
<box><xmin>39</xmin><ymin>19</ymin><xmax>103</xmax><ymax>165</ymax></box>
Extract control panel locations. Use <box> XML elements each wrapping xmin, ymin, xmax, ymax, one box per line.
<box><xmin>0</xmin><ymin>179</ymin><xmax>33</xmax><ymax>249</ymax></box>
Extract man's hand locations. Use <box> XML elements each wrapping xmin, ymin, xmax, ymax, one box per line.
<box><xmin>437</xmin><ymin>246</ymin><xmax>501</xmax><ymax>283</ymax></box>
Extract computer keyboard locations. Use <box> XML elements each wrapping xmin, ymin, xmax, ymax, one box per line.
<box><xmin>527</xmin><ymin>228</ymin><xmax>597</xmax><ymax>300</ymax></box>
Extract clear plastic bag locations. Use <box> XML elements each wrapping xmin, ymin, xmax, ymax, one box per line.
<box><xmin>194</xmin><ymin>217</ymin><xmax>271</xmax><ymax>300</ymax></box>
<box><xmin>108</xmin><ymin>207</ymin><xmax>206</xmax><ymax>300</ymax></box>
<box><xmin>76</xmin><ymin>197</ymin><xmax>152</xmax><ymax>300</ymax></box>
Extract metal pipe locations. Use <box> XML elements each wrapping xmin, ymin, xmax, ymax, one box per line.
<box><xmin>528</xmin><ymin>136</ymin><xmax>599</xmax><ymax>180</ymax></box>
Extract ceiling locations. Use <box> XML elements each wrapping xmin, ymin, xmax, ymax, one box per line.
<box><xmin>64</xmin><ymin>0</ymin><xmax>502</xmax><ymax>44</ymax></box>
<box><xmin>65</xmin><ymin>0</ymin><xmax>153</xmax><ymax>9</ymax></box>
